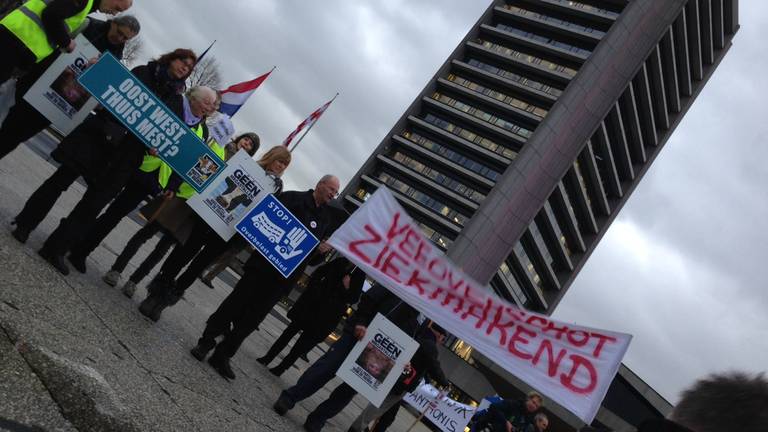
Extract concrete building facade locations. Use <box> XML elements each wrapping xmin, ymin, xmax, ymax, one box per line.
<box><xmin>340</xmin><ymin>1</ymin><xmax>739</xmax><ymax>430</ymax></box>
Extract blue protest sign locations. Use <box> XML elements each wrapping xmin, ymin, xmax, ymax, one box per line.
<box><xmin>77</xmin><ymin>53</ymin><xmax>225</xmax><ymax>192</ymax></box>
<box><xmin>235</xmin><ymin>194</ymin><xmax>320</xmax><ymax>278</ymax></box>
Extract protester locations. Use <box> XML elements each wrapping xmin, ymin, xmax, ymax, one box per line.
<box><xmin>0</xmin><ymin>14</ymin><xmax>139</xmax><ymax>162</ymax></box>
<box><xmin>257</xmin><ymin>257</ymin><xmax>365</xmax><ymax>376</ymax></box>
<box><xmin>137</xmin><ymin>146</ymin><xmax>293</xmax><ymax>321</ymax></box>
<box><xmin>101</xmin><ymin>132</ymin><xmax>259</xmax><ymax>298</ymax></box>
<box><xmin>526</xmin><ymin>413</ymin><xmax>549</xmax><ymax>432</ymax></box>
<box><xmin>186</xmin><ymin>175</ymin><xmax>342</xmax><ymax>380</ymax></box>
<box><xmin>272</xmin><ymin>283</ymin><xmax>422</xmax><ymax>432</ymax></box>
<box><xmin>36</xmin><ymin>48</ymin><xmax>197</xmax><ymax>275</ymax></box>
<box><xmin>0</xmin><ymin>0</ymin><xmax>133</xmax><ymax>84</ymax></box>
<box><xmin>348</xmin><ymin>323</ymin><xmax>451</xmax><ymax>432</ymax></box>
<box><xmin>638</xmin><ymin>372</ymin><xmax>768</xmax><ymax>432</ymax></box>
<box><xmin>472</xmin><ymin>392</ymin><xmax>543</xmax><ymax>432</ymax></box>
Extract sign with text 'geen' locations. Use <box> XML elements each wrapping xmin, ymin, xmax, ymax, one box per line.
<box><xmin>328</xmin><ymin>187</ymin><xmax>632</xmax><ymax>424</ymax></box>
<box><xmin>77</xmin><ymin>53</ymin><xmax>225</xmax><ymax>192</ymax></box>
<box><xmin>235</xmin><ymin>194</ymin><xmax>319</xmax><ymax>278</ymax></box>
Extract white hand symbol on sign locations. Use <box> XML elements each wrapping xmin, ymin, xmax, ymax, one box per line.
<box><xmin>275</xmin><ymin>227</ymin><xmax>307</xmax><ymax>260</ymax></box>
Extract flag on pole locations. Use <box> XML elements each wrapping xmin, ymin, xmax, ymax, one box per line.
<box><xmin>218</xmin><ymin>68</ymin><xmax>274</xmax><ymax>117</ymax></box>
<box><xmin>282</xmin><ymin>95</ymin><xmax>337</xmax><ymax>147</ymax></box>
<box><xmin>196</xmin><ymin>40</ymin><xmax>216</xmax><ymax>64</ymax></box>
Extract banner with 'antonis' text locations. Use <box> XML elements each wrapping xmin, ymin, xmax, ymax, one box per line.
<box><xmin>328</xmin><ymin>188</ymin><xmax>632</xmax><ymax>423</ymax></box>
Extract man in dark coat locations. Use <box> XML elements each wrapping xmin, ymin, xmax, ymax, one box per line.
<box><xmin>186</xmin><ymin>175</ymin><xmax>343</xmax><ymax>379</ymax></box>
<box><xmin>273</xmin><ymin>283</ymin><xmax>422</xmax><ymax>432</ymax></box>
<box><xmin>257</xmin><ymin>257</ymin><xmax>365</xmax><ymax>376</ymax></box>
<box><xmin>473</xmin><ymin>392</ymin><xmax>543</xmax><ymax>432</ymax></box>
<box><xmin>7</xmin><ymin>16</ymin><xmax>139</xmax><ymax>243</ymax></box>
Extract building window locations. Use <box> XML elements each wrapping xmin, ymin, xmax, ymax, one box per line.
<box><xmin>401</xmin><ymin>130</ymin><xmax>502</xmax><ymax>181</ymax></box>
<box><xmin>423</xmin><ymin>113</ymin><xmax>518</xmax><ymax>160</ymax></box>
<box><xmin>377</xmin><ymin>171</ymin><xmax>469</xmax><ymax>226</ymax></box>
<box><xmin>545</xmin><ymin>0</ymin><xmax>620</xmax><ymax>18</ymax></box>
<box><xmin>477</xmin><ymin>38</ymin><xmax>578</xmax><ymax>77</ymax></box>
<box><xmin>499</xmin><ymin>261</ymin><xmax>529</xmax><ymax>306</ymax></box>
<box><xmin>466</xmin><ymin>58</ymin><xmax>563</xmax><ymax>97</ymax></box>
<box><xmin>431</xmin><ymin>91</ymin><xmax>535</xmax><ymax>139</ymax></box>
<box><xmin>495</xmin><ymin>22</ymin><xmax>593</xmax><ymax>57</ymax></box>
<box><xmin>391</xmin><ymin>151</ymin><xmax>486</xmax><ymax>203</ymax></box>
<box><xmin>501</xmin><ymin>4</ymin><xmax>607</xmax><ymax>37</ymax></box>
<box><xmin>446</xmin><ymin>73</ymin><xmax>549</xmax><ymax>119</ymax></box>
<box><xmin>354</xmin><ymin>188</ymin><xmax>371</xmax><ymax>201</ymax></box>
<box><xmin>415</xmin><ymin>221</ymin><xmax>453</xmax><ymax>249</ymax></box>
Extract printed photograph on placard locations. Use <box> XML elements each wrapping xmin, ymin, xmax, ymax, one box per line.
<box><xmin>46</xmin><ymin>65</ymin><xmax>90</xmax><ymax>117</ymax></box>
<box><xmin>187</xmin><ymin>154</ymin><xmax>222</xmax><ymax>186</ymax></box>
<box><xmin>352</xmin><ymin>341</ymin><xmax>397</xmax><ymax>389</ymax></box>
<box><xmin>203</xmin><ymin>175</ymin><xmax>253</xmax><ymax>224</ymax></box>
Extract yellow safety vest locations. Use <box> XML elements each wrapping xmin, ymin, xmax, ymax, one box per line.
<box><xmin>1</xmin><ymin>0</ymin><xmax>94</xmax><ymax>62</ymax></box>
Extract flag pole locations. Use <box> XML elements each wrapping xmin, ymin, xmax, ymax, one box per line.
<box><xmin>289</xmin><ymin>92</ymin><xmax>339</xmax><ymax>153</ymax></box>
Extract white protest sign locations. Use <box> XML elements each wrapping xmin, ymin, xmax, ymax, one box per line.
<box><xmin>24</xmin><ymin>34</ymin><xmax>99</xmax><ymax>135</ymax></box>
<box><xmin>187</xmin><ymin>149</ymin><xmax>273</xmax><ymax>240</ymax></box>
<box><xmin>336</xmin><ymin>313</ymin><xmax>419</xmax><ymax>407</ymax></box>
<box><xmin>208</xmin><ymin>113</ymin><xmax>235</xmax><ymax>146</ymax></box>
<box><xmin>404</xmin><ymin>381</ymin><xmax>476</xmax><ymax>432</ymax></box>
<box><xmin>328</xmin><ymin>188</ymin><xmax>632</xmax><ymax>423</ymax></box>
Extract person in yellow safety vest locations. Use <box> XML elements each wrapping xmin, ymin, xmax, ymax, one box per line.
<box><xmin>0</xmin><ymin>0</ymin><xmax>133</xmax><ymax>84</ymax></box>
<box><xmin>62</xmin><ymin>86</ymin><xmax>219</xmax><ymax>275</ymax></box>
<box><xmin>102</xmin><ymin>133</ymin><xmax>260</xmax><ymax>299</ymax></box>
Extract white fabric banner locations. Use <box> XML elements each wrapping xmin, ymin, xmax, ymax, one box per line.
<box><xmin>328</xmin><ymin>188</ymin><xmax>632</xmax><ymax>423</ymax></box>
<box><xmin>403</xmin><ymin>381</ymin><xmax>476</xmax><ymax>432</ymax></box>
<box><xmin>187</xmin><ymin>149</ymin><xmax>273</xmax><ymax>240</ymax></box>
<box><xmin>23</xmin><ymin>34</ymin><xmax>99</xmax><ymax>135</ymax></box>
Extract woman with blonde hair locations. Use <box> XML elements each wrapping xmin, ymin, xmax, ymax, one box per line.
<box><xmin>139</xmin><ymin>146</ymin><xmax>291</xmax><ymax>321</ymax></box>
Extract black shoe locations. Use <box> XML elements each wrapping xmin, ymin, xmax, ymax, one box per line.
<box><xmin>38</xmin><ymin>248</ymin><xmax>69</xmax><ymax>276</ymax></box>
<box><xmin>11</xmin><ymin>225</ymin><xmax>30</xmax><ymax>243</ymax></box>
<box><xmin>190</xmin><ymin>343</ymin><xmax>214</xmax><ymax>361</ymax></box>
<box><xmin>208</xmin><ymin>355</ymin><xmax>235</xmax><ymax>380</ymax></box>
<box><xmin>303</xmin><ymin>418</ymin><xmax>322</xmax><ymax>432</ymax></box>
<box><xmin>256</xmin><ymin>356</ymin><xmax>270</xmax><ymax>366</ymax></box>
<box><xmin>269</xmin><ymin>366</ymin><xmax>285</xmax><ymax>377</ymax></box>
<box><xmin>272</xmin><ymin>393</ymin><xmax>294</xmax><ymax>416</ymax></box>
<box><xmin>299</xmin><ymin>353</ymin><xmax>309</xmax><ymax>362</ymax></box>
<box><xmin>66</xmin><ymin>253</ymin><xmax>87</xmax><ymax>274</ymax></box>
<box><xmin>200</xmin><ymin>278</ymin><xmax>214</xmax><ymax>289</ymax></box>
<box><xmin>138</xmin><ymin>294</ymin><xmax>165</xmax><ymax>322</ymax></box>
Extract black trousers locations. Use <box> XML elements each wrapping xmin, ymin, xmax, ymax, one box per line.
<box><xmin>69</xmin><ymin>170</ymin><xmax>156</xmax><ymax>260</ymax></box>
<box><xmin>0</xmin><ymin>27</ymin><xmax>36</xmax><ymax>86</ymax></box>
<box><xmin>15</xmin><ymin>164</ymin><xmax>79</xmax><ymax>232</ymax></box>
<box><xmin>260</xmin><ymin>320</ymin><xmax>326</xmax><ymax>373</ymax></box>
<box><xmin>0</xmin><ymin>97</ymin><xmax>50</xmax><ymax>161</ymax></box>
<box><xmin>41</xmin><ymin>140</ymin><xmax>145</xmax><ymax>257</ymax></box>
<box><xmin>200</xmin><ymin>264</ymin><xmax>288</xmax><ymax>359</ymax></box>
<box><xmin>111</xmin><ymin>221</ymin><xmax>177</xmax><ymax>284</ymax></box>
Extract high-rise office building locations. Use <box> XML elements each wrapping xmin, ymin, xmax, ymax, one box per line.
<box><xmin>340</xmin><ymin>0</ymin><xmax>738</xmax><ymax>429</ymax></box>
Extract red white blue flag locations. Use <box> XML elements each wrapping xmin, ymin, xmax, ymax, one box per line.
<box><xmin>282</xmin><ymin>96</ymin><xmax>336</xmax><ymax>147</ymax></box>
<box><xmin>218</xmin><ymin>69</ymin><xmax>273</xmax><ymax>117</ymax></box>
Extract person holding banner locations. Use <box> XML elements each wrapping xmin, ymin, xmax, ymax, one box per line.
<box><xmin>101</xmin><ymin>132</ymin><xmax>260</xmax><ymax>298</ymax></box>
<box><xmin>273</xmin><ymin>283</ymin><xmax>422</xmax><ymax>432</ymax></box>
<box><xmin>37</xmin><ymin>49</ymin><xmax>198</xmax><ymax>275</ymax></box>
<box><xmin>472</xmin><ymin>392</ymin><xmax>543</xmax><ymax>432</ymax></box>
<box><xmin>137</xmin><ymin>145</ymin><xmax>291</xmax><ymax>319</ymax></box>
<box><xmin>348</xmin><ymin>323</ymin><xmax>451</xmax><ymax>432</ymax></box>
<box><xmin>257</xmin><ymin>257</ymin><xmax>365</xmax><ymax>376</ymax></box>
<box><xmin>0</xmin><ymin>0</ymin><xmax>133</xmax><ymax>85</ymax></box>
<box><xmin>0</xmin><ymin>15</ymin><xmax>139</xmax><ymax>163</ymax></box>
<box><xmin>187</xmin><ymin>175</ymin><xmax>342</xmax><ymax>379</ymax></box>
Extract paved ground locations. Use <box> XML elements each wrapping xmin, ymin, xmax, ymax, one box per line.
<box><xmin>0</xmin><ymin>141</ymin><xmax>430</xmax><ymax>432</ymax></box>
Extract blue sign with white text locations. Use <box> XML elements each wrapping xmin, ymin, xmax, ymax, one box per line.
<box><xmin>77</xmin><ymin>53</ymin><xmax>225</xmax><ymax>192</ymax></box>
<box><xmin>236</xmin><ymin>194</ymin><xmax>320</xmax><ymax>278</ymax></box>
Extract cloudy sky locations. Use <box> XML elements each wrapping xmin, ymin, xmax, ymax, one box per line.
<box><xmin>119</xmin><ymin>1</ymin><xmax>766</xmax><ymax>404</ymax></box>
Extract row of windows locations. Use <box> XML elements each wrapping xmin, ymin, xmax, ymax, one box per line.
<box><xmin>498</xmin><ymin>261</ymin><xmax>530</xmax><ymax>307</ymax></box>
<box><xmin>501</xmin><ymin>4</ymin><xmax>606</xmax><ymax>37</ymax></box>
<box><xmin>495</xmin><ymin>22</ymin><xmax>593</xmax><ymax>57</ymax></box>
<box><xmin>431</xmin><ymin>91</ymin><xmax>534</xmax><ymax>139</ymax></box>
<box><xmin>515</xmin><ymin>242</ymin><xmax>543</xmax><ymax>289</ymax></box>
<box><xmin>391</xmin><ymin>151</ymin><xmax>486</xmax><ymax>203</ymax></box>
<box><xmin>353</xmin><ymin>187</ymin><xmax>454</xmax><ymax>250</ymax></box>
<box><xmin>377</xmin><ymin>172</ymin><xmax>469</xmax><ymax>226</ymax></box>
<box><xmin>467</xmin><ymin>57</ymin><xmax>563</xmax><ymax>97</ymax></box>
<box><xmin>447</xmin><ymin>73</ymin><xmax>549</xmax><ymax>119</ymax></box>
<box><xmin>545</xmin><ymin>0</ymin><xmax>620</xmax><ymax>19</ymax></box>
<box><xmin>401</xmin><ymin>130</ymin><xmax>502</xmax><ymax>182</ymax></box>
<box><xmin>478</xmin><ymin>39</ymin><xmax>578</xmax><ymax>77</ymax></box>
<box><xmin>423</xmin><ymin>113</ymin><xmax>518</xmax><ymax>160</ymax></box>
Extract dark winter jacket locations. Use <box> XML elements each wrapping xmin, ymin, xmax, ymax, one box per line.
<box><xmin>391</xmin><ymin>327</ymin><xmax>449</xmax><ymax>395</ymax></box>
<box><xmin>287</xmin><ymin>257</ymin><xmax>364</xmax><ymax>335</ymax></box>
<box><xmin>40</xmin><ymin>0</ymin><xmax>101</xmax><ymax>51</ymax></box>
<box><xmin>344</xmin><ymin>284</ymin><xmax>420</xmax><ymax>338</ymax></box>
<box><xmin>480</xmin><ymin>399</ymin><xmax>535</xmax><ymax>432</ymax></box>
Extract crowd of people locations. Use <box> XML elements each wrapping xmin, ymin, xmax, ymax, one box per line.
<box><xmin>2</xmin><ymin>2</ymin><xmax>767</xmax><ymax>432</ymax></box>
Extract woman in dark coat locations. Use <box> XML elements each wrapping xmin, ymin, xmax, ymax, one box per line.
<box><xmin>256</xmin><ymin>257</ymin><xmax>365</xmax><ymax>376</ymax></box>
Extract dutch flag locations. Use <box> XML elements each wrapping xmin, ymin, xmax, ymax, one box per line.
<box><xmin>218</xmin><ymin>68</ymin><xmax>274</xmax><ymax>117</ymax></box>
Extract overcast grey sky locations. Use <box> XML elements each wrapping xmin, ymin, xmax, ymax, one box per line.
<box><xmin>120</xmin><ymin>1</ymin><xmax>766</xmax><ymax>404</ymax></box>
